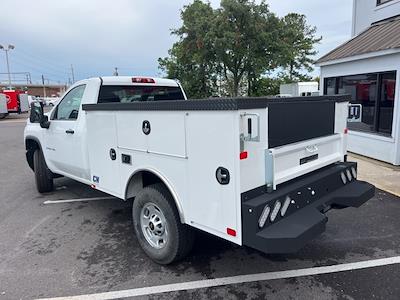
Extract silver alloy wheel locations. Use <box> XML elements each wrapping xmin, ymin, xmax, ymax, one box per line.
<box><xmin>140</xmin><ymin>202</ymin><xmax>168</xmax><ymax>249</ymax></box>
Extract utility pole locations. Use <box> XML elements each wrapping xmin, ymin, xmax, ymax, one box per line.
<box><xmin>42</xmin><ymin>74</ymin><xmax>47</xmax><ymax>99</ymax></box>
<box><xmin>113</xmin><ymin>67</ymin><xmax>119</xmax><ymax>76</ymax></box>
<box><xmin>70</xmin><ymin>64</ymin><xmax>75</xmax><ymax>83</ymax></box>
<box><xmin>0</xmin><ymin>44</ymin><xmax>15</xmax><ymax>89</ymax></box>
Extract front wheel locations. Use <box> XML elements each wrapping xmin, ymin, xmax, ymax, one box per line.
<box><xmin>132</xmin><ymin>183</ymin><xmax>195</xmax><ymax>264</ymax></box>
<box><xmin>33</xmin><ymin>149</ymin><xmax>54</xmax><ymax>193</ymax></box>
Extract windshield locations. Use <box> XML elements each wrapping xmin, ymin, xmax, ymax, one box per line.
<box><xmin>98</xmin><ymin>85</ymin><xmax>185</xmax><ymax>103</ymax></box>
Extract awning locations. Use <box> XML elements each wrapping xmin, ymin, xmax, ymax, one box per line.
<box><xmin>316</xmin><ymin>16</ymin><xmax>400</xmax><ymax>64</ymax></box>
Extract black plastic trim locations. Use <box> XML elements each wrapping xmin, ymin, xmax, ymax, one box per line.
<box><xmin>25</xmin><ymin>136</ymin><xmax>43</xmax><ymax>171</ymax></box>
<box><xmin>82</xmin><ymin>95</ymin><xmax>351</xmax><ymax>112</ymax></box>
<box><xmin>122</xmin><ymin>154</ymin><xmax>131</xmax><ymax>165</ymax></box>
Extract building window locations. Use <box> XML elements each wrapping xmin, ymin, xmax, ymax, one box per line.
<box><xmin>324</xmin><ymin>71</ymin><xmax>396</xmax><ymax>136</ymax></box>
<box><xmin>377</xmin><ymin>0</ymin><xmax>394</xmax><ymax>6</ymax></box>
<box><xmin>324</xmin><ymin>77</ymin><xmax>337</xmax><ymax>95</ymax></box>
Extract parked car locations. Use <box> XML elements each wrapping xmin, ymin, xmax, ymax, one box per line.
<box><xmin>27</xmin><ymin>95</ymin><xmax>39</xmax><ymax>106</ymax></box>
<box><xmin>44</xmin><ymin>97</ymin><xmax>60</xmax><ymax>106</ymax></box>
<box><xmin>24</xmin><ymin>76</ymin><xmax>375</xmax><ymax>264</ymax></box>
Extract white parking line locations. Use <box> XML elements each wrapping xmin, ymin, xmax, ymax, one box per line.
<box><xmin>37</xmin><ymin>255</ymin><xmax>400</xmax><ymax>300</ymax></box>
<box><xmin>43</xmin><ymin>197</ymin><xmax>116</xmax><ymax>205</ymax></box>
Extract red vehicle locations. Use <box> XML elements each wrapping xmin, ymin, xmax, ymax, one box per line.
<box><xmin>0</xmin><ymin>89</ymin><xmax>29</xmax><ymax>119</ymax></box>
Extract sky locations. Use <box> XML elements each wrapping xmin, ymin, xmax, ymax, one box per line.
<box><xmin>0</xmin><ymin>0</ymin><xmax>353</xmax><ymax>85</ymax></box>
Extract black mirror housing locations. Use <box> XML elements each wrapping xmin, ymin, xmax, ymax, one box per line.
<box><xmin>40</xmin><ymin>115</ymin><xmax>50</xmax><ymax>129</ymax></box>
<box><xmin>30</xmin><ymin>101</ymin><xmax>50</xmax><ymax>129</ymax></box>
<box><xmin>30</xmin><ymin>101</ymin><xmax>43</xmax><ymax>123</ymax></box>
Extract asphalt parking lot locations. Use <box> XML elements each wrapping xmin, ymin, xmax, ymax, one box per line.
<box><xmin>1</xmin><ymin>115</ymin><xmax>400</xmax><ymax>300</ymax></box>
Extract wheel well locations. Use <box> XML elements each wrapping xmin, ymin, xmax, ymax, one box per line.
<box><xmin>25</xmin><ymin>138</ymin><xmax>40</xmax><ymax>171</ymax></box>
<box><xmin>125</xmin><ymin>170</ymin><xmax>163</xmax><ymax>199</ymax></box>
<box><xmin>125</xmin><ymin>170</ymin><xmax>185</xmax><ymax>223</ymax></box>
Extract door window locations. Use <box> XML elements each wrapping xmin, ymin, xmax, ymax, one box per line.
<box><xmin>53</xmin><ymin>85</ymin><xmax>86</xmax><ymax>120</ymax></box>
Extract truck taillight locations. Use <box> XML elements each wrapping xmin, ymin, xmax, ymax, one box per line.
<box><xmin>132</xmin><ymin>77</ymin><xmax>155</xmax><ymax>84</ymax></box>
<box><xmin>280</xmin><ymin>196</ymin><xmax>291</xmax><ymax>217</ymax></box>
<box><xmin>270</xmin><ymin>201</ymin><xmax>282</xmax><ymax>222</ymax></box>
<box><xmin>340</xmin><ymin>172</ymin><xmax>347</xmax><ymax>184</ymax></box>
<box><xmin>351</xmin><ymin>167</ymin><xmax>357</xmax><ymax>179</ymax></box>
<box><xmin>258</xmin><ymin>205</ymin><xmax>270</xmax><ymax>228</ymax></box>
<box><xmin>240</xmin><ymin>151</ymin><xmax>248</xmax><ymax>160</ymax></box>
<box><xmin>227</xmin><ymin>228</ymin><xmax>236</xmax><ymax>237</ymax></box>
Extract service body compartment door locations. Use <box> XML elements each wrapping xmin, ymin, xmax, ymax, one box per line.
<box><xmin>86</xmin><ymin>111</ymin><xmax>121</xmax><ymax>196</ymax></box>
<box><xmin>116</xmin><ymin>111</ymin><xmax>186</xmax><ymax>158</ymax></box>
<box><xmin>186</xmin><ymin>111</ymin><xmax>240</xmax><ymax>242</ymax></box>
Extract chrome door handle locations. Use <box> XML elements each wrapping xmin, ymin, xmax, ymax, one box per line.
<box><xmin>65</xmin><ymin>129</ymin><xmax>74</xmax><ymax>134</ymax></box>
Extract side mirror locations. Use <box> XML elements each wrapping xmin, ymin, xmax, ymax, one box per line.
<box><xmin>30</xmin><ymin>101</ymin><xmax>44</xmax><ymax>123</ymax></box>
<box><xmin>40</xmin><ymin>115</ymin><xmax>50</xmax><ymax>129</ymax></box>
<box><xmin>29</xmin><ymin>101</ymin><xmax>50</xmax><ymax>129</ymax></box>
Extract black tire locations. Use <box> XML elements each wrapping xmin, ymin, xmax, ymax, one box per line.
<box><xmin>0</xmin><ymin>113</ymin><xmax>7</xmax><ymax>119</ymax></box>
<box><xmin>33</xmin><ymin>149</ymin><xmax>54</xmax><ymax>193</ymax></box>
<box><xmin>132</xmin><ymin>183</ymin><xmax>195</xmax><ymax>265</ymax></box>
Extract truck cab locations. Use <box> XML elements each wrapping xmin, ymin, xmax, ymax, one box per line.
<box><xmin>24</xmin><ymin>76</ymin><xmax>187</xmax><ymax>185</ymax></box>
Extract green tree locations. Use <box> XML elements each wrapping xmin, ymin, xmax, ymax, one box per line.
<box><xmin>159</xmin><ymin>1</ymin><xmax>322</xmax><ymax>98</ymax></box>
<box><xmin>158</xmin><ymin>0</ymin><xmax>217</xmax><ymax>98</ymax></box>
<box><xmin>213</xmin><ymin>0</ymin><xmax>280</xmax><ymax>96</ymax></box>
<box><xmin>251</xmin><ymin>77</ymin><xmax>284</xmax><ymax>97</ymax></box>
<box><xmin>279</xmin><ymin>13</ymin><xmax>322</xmax><ymax>82</ymax></box>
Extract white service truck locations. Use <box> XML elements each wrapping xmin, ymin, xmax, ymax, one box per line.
<box><xmin>24</xmin><ymin>76</ymin><xmax>375</xmax><ymax>264</ymax></box>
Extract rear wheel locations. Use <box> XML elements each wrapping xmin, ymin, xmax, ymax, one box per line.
<box><xmin>132</xmin><ymin>183</ymin><xmax>194</xmax><ymax>264</ymax></box>
<box><xmin>33</xmin><ymin>149</ymin><xmax>54</xmax><ymax>193</ymax></box>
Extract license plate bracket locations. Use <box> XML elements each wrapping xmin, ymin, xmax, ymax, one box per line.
<box><xmin>300</xmin><ymin>154</ymin><xmax>319</xmax><ymax>165</ymax></box>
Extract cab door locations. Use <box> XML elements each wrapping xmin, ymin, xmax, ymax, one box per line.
<box><xmin>44</xmin><ymin>84</ymin><xmax>90</xmax><ymax>180</ymax></box>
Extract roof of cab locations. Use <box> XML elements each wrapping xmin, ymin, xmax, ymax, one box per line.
<box><xmin>100</xmin><ymin>76</ymin><xmax>179</xmax><ymax>87</ymax></box>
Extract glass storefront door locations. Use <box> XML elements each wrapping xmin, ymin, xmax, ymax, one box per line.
<box><xmin>324</xmin><ymin>71</ymin><xmax>397</xmax><ymax>136</ymax></box>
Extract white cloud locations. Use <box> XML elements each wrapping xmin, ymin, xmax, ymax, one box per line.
<box><xmin>0</xmin><ymin>0</ymin><xmax>352</xmax><ymax>84</ymax></box>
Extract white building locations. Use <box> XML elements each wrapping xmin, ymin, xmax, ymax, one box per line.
<box><xmin>279</xmin><ymin>82</ymin><xmax>319</xmax><ymax>97</ymax></box>
<box><xmin>317</xmin><ymin>0</ymin><xmax>400</xmax><ymax>165</ymax></box>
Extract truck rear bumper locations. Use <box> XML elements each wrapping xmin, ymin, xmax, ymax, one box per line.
<box><xmin>241</xmin><ymin>162</ymin><xmax>375</xmax><ymax>254</ymax></box>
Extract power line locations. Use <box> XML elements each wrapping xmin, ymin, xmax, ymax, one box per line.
<box><xmin>16</xmin><ymin>48</ymin><xmax>71</xmax><ymax>72</ymax></box>
<box><xmin>2</xmin><ymin>49</ymin><xmax>78</xmax><ymax>84</ymax></box>
<box><xmin>10</xmin><ymin>57</ymin><xmax>68</xmax><ymax>77</ymax></box>
<box><xmin>10</xmin><ymin>58</ymin><xmax>68</xmax><ymax>82</ymax></box>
